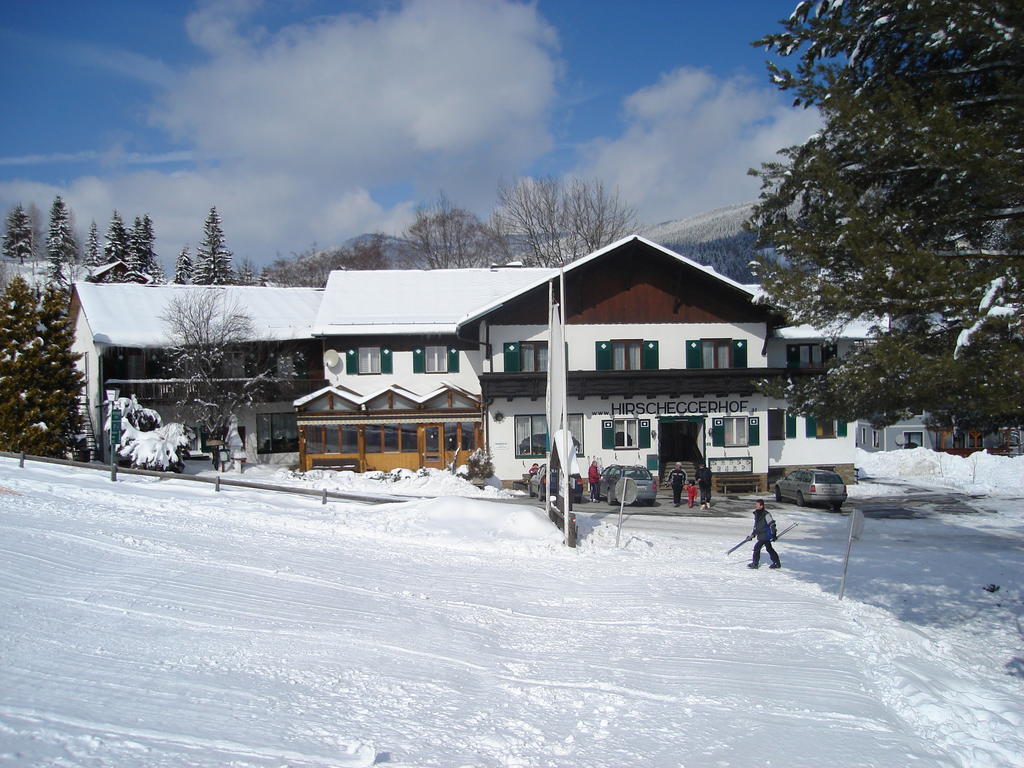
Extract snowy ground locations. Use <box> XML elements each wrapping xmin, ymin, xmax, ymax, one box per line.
<box><xmin>1</xmin><ymin>449</ymin><xmax>1022</xmax><ymax>767</ymax></box>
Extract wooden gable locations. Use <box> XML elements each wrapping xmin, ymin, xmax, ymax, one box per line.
<box><xmin>483</xmin><ymin>238</ymin><xmax>771</xmax><ymax>326</ymax></box>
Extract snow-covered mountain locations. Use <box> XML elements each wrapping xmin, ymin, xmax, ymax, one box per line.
<box><xmin>641</xmin><ymin>202</ymin><xmax>767</xmax><ymax>283</ymax></box>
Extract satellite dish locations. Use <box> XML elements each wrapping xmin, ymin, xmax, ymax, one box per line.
<box><xmin>323</xmin><ymin>349</ymin><xmax>341</xmax><ymax>368</ymax></box>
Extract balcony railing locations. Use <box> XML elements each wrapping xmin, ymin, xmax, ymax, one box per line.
<box><xmin>105</xmin><ymin>378</ymin><xmax>329</xmax><ymax>405</ymax></box>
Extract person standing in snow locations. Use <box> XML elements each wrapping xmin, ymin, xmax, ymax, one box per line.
<box><xmin>667</xmin><ymin>462</ymin><xmax>687</xmax><ymax>506</ymax></box>
<box><xmin>748</xmin><ymin>499</ymin><xmax>781</xmax><ymax>569</ymax></box>
<box><xmin>696</xmin><ymin>463</ymin><xmax>713</xmax><ymax>509</ymax></box>
<box><xmin>588</xmin><ymin>460</ymin><xmax>601</xmax><ymax>502</ymax></box>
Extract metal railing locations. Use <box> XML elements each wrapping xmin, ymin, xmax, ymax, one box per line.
<box><xmin>0</xmin><ymin>450</ymin><xmax>405</xmax><ymax>506</ymax></box>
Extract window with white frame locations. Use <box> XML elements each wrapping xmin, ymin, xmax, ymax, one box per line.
<box><xmin>613</xmin><ymin>418</ymin><xmax>638</xmax><ymax>448</ymax></box>
<box><xmin>358</xmin><ymin>347</ymin><xmax>381</xmax><ymax>374</ymax></box>
<box><xmin>724</xmin><ymin>416</ymin><xmax>749</xmax><ymax>447</ymax></box>
<box><xmin>872</xmin><ymin>430</ymin><xmax>880</xmax><ymax>448</ymax></box>
<box><xmin>568</xmin><ymin>414</ymin><xmax>584</xmax><ymax>455</ymax></box>
<box><xmin>424</xmin><ymin>345</ymin><xmax>447</xmax><ymax>373</ymax></box>
<box><xmin>515</xmin><ymin>414</ymin><xmax>548</xmax><ymax>457</ymax></box>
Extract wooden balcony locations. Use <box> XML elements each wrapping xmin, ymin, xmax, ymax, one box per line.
<box><xmin>104</xmin><ymin>378</ymin><xmax>329</xmax><ymax>405</ymax></box>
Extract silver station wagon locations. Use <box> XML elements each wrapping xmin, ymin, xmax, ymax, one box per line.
<box><xmin>774</xmin><ymin>468</ymin><xmax>847</xmax><ymax>510</ymax></box>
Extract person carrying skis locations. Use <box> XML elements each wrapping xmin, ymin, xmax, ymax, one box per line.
<box><xmin>667</xmin><ymin>462</ymin><xmax>687</xmax><ymax>506</ymax></box>
<box><xmin>748</xmin><ymin>499</ymin><xmax>782</xmax><ymax>569</ymax></box>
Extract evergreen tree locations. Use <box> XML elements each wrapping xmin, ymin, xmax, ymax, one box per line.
<box><xmin>46</xmin><ymin>195</ymin><xmax>77</xmax><ymax>291</ymax></box>
<box><xmin>750</xmin><ymin>0</ymin><xmax>1024</xmax><ymax>432</ymax></box>
<box><xmin>194</xmin><ymin>206</ymin><xmax>233</xmax><ymax>285</ymax></box>
<box><xmin>173</xmin><ymin>245</ymin><xmax>194</xmax><ymax>284</ymax></box>
<box><xmin>234</xmin><ymin>256</ymin><xmax>259</xmax><ymax>286</ymax></box>
<box><xmin>103</xmin><ymin>211</ymin><xmax>130</xmax><ymax>266</ymax></box>
<box><xmin>84</xmin><ymin>221</ymin><xmax>102</xmax><ymax>268</ymax></box>
<box><xmin>129</xmin><ymin>214</ymin><xmax>162</xmax><ymax>282</ymax></box>
<box><xmin>3</xmin><ymin>204</ymin><xmax>34</xmax><ymax>264</ymax></box>
<box><xmin>0</xmin><ymin>276</ymin><xmax>83</xmax><ymax>456</ymax></box>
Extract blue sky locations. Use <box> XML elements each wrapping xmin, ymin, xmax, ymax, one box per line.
<box><xmin>0</xmin><ymin>0</ymin><xmax>817</xmax><ymax>268</ymax></box>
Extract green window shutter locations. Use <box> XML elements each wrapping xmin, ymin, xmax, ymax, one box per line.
<box><xmin>837</xmin><ymin>420</ymin><xmax>848</xmax><ymax>438</ymax></box>
<box><xmin>601</xmin><ymin>420</ymin><xmax>615</xmax><ymax>449</ymax></box>
<box><xmin>785</xmin><ymin>411</ymin><xmax>797</xmax><ymax>439</ymax></box>
<box><xmin>786</xmin><ymin>344</ymin><xmax>800</xmax><ymax>368</ymax></box>
<box><xmin>642</xmin><ymin>340</ymin><xmax>659</xmax><ymax>370</ymax></box>
<box><xmin>380</xmin><ymin>345</ymin><xmax>393</xmax><ymax>374</ymax></box>
<box><xmin>732</xmin><ymin>339</ymin><xmax>747</xmax><ymax>368</ymax></box>
<box><xmin>345</xmin><ymin>348</ymin><xmax>358</xmax><ymax>373</ymax></box>
<box><xmin>638</xmin><ymin>419</ymin><xmax>651</xmax><ymax>449</ymax></box>
<box><xmin>503</xmin><ymin>342</ymin><xmax>520</xmax><ymax>372</ymax></box>
<box><xmin>711</xmin><ymin>418</ymin><xmax>725</xmax><ymax>447</ymax></box>
<box><xmin>686</xmin><ymin>340</ymin><xmax>702</xmax><ymax>369</ymax></box>
<box><xmin>748</xmin><ymin>416</ymin><xmax>760</xmax><ymax>446</ymax></box>
<box><xmin>447</xmin><ymin>346</ymin><xmax>460</xmax><ymax>373</ymax></box>
<box><xmin>413</xmin><ymin>346</ymin><xmax>425</xmax><ymax>373</ymax></box>
<box><xmin>595</xmin><ymin>341</ymin><xmax>612</xmax><ymax>371</ymax></box>
<box><xmin>805</xmin><ymin>416</ymin><xmax>817</xmax><ymax>438</ymax></box>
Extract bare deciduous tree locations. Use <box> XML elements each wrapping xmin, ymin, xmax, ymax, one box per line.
<box><xmin>262</xmin><ymin>235</ymin><xmax>391</xmax><ymax>287</ymax></box>
<box><xmin>492</xmin><ymin>177</ymin><xmax>637</xmax><ymax>267</ymax></box>
<box><xmin>161</xmin><ymin>289</ymin><xmax>265</xmax><ymax>442</ymax></box>
<box><xmin>401</xmin><ymin>193</ymin><xmax>499</xmax><ymax>269</ymax></box>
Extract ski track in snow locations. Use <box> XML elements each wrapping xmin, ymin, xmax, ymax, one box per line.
<box><xmin>1</xmin><ymin>459</ymin><xmax>1022</xmax><ymax>767</ymax></box>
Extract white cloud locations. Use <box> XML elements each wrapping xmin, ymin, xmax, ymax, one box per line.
<box><xmin>575</xmin><ymin>67</ymin><xmax>822</xmax><ymax>225</ymax></box>
<box><xmin>156</xmin><ymin>0</ymin><xmax>558</xmax><ymax>203</ymax></box>
<box><xmin>1</xmin><ymin>0</ymin><xmax>560</xmax><ymax>268</ymax></box>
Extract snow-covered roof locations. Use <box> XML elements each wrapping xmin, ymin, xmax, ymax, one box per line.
<box><xmin>73</xmin><ymin>282</ymin><xmax>323</xmax><ymax>347</ymax></box>
<box><xmin>774</xmin><ymin>321</ymin><xmax>878</xmax><ymax>341</ymax></box>
<box><xmin>314</xmin><ymin>267</ymin><xmax>553</xmax><ymax>336</ymax></box>
<box><xmin>294</xmin><ymin>381</ymin><xmax>479</xmax><ymax>407</ymax></box>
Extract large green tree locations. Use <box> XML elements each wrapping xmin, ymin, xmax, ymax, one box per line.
<box><xmin>46</xmin><ymin>195</ymin><xmax>78</xmax><ymax>291</ymax></box>
<box><xmin>3</xmin><ymin>204</ymin><xmax>34</xmax><ymax>264</ymax></box>
<box><xmin>194</xmin><ymin>207</ymin><xmax>233</xmax><ymax>285</ymax></box>
<box><xmin>750</xmin><ymin>0</ymin><xmax>1023</xmax><ymax>432</ymax></box>
<box><xmin>0</xmin><ymin>276</ymin><xmax>83</xmax><ymax>456</ymax></box>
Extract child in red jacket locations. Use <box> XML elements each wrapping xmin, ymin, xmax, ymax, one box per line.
<box><xmin>686</xmin><ymin>481</ymin><xmax>698</xmax><ymax>508</ymax></box>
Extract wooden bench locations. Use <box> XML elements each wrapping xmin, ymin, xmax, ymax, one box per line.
<box><xmin>714</xmin><ymin>474</ymin><xmax>765</xmax><ymax>495</ymax></box>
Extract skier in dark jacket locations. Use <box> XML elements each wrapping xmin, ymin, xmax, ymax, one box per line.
<box><xmin>695</xmin><ymin>464</ymin><xmax>713</xmax><ymax>509</ymax></box>
<box><xmin>667</xmin><ymin>462</ymin><xmax>687</xmax><ymax>506</ymax></box>
<box><xmin>748</xmin><ymin>499</ymin><xmax>781</xmax><ymax>569</ymax></box>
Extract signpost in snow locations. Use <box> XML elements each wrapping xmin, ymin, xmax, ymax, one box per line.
<box><xmin>614</xmin><ymin>477</ymin><xmax>638</xmax><ymax>547</ymax></box>
<box><xmin>109</xmin><ymin>408</ymin><xmax>122</xmax><ymax>458</ymax></box>
<box><xmin>838</xmin><ymin>509</ymin><xmax>865</xmax><ymax>600</ymax></box>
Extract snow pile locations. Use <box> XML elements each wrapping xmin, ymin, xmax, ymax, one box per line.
<box><xmin>344</xmin><ymin>495</ymin><xmax>563</xmax><ymax>548</ymax></box>
<box><xmin>857</xmin><ymin>447</ymin><xmax>1024</xmax><ymax>496</ymax></box>
<box><xmin>265</xmin><ymin>465</ymin><xmax>522</xmax><ymax>499</ymax></box>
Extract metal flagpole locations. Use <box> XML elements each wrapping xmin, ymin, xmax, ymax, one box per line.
<box><xmin>559</xmin><ymin>268</ymin><xmax>570</xmax><ymax>548</ymax></box>
<box><xmin>545</xmin><ymin>280</ymin><xmax>554</xmax><ymax>524</ymax></box>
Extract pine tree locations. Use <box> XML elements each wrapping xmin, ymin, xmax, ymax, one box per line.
<box><xmin>3</xmin><ymin>204</ymin><xmax>34</xmax><ymax>264</ymax></box>
<box><xmin>0</xmin><ymin>276</ymin><xmax>83</xmax><ymax>456</ymax></box>
<box><xmin>103</xmin><ymin>211</ymin><xmax>130</xmax><ymax>267</ymax></box>
<box><xmin>46</xmin><ymin>195</ymin><xmax>77</xmax><ymax>291</ymax></box>
<box><xmin>173</xmin><ymin>245</ymin><xmax>193</xmax><ymax>284</ymax></box>
<box><xmin>194</xmin><ymin>206</ymin><xmax>233</xmax><ymax>285</ymax></box>
<box><xmin>234</xmin><ymin>256</ymin><xmax>259</xmax><ymax>286</ymax></box>
<box><xmin>139</xmin><ymin>214</ymin><xmax>163</xmax><ymax>282</ymax></box>
<box><xmin>750</xmin><ymin>0</ymin><xmax>1024</xmax><ymax>432</ymax></box>
<box><xmin>84</xmin><ymin>221</ymin><xmax>102</xmax><ymax>268</ymax></box>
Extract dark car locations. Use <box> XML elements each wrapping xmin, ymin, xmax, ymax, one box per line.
<box><xmin>599</xmin><ymin>465</ymin><xmax>658</xmax><ymax>506</ymax></box>
<box><xmin>774</xmin><ymin>468</ymin><xmax>847</xmax><ymax>510</ymax></box>
<box><xmin>529</xmin><ymin>464</ymin><xmax>583</xmax><ymax>504</ymax></box>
